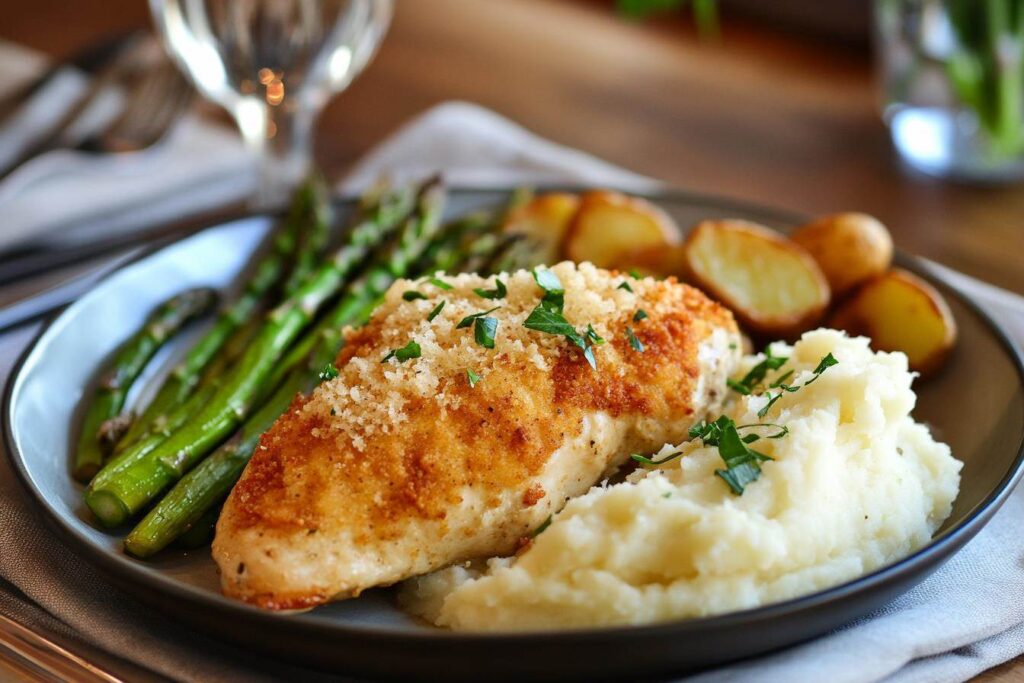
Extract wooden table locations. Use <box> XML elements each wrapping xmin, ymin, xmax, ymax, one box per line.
<box><xmin>1</xmin><ymin>0</ymin><xmax>1022</xmax><ymax>680</ymax></box>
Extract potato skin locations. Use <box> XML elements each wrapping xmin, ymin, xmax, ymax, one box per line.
<box><xmin>683</xmin><ymin>219</ymin><xmax>831</xmax><ymax>339</ymax></box>
<box><xmin>562</xmin><ymin>191</ymin><xmax>680</xmax><ymax>266</ymax></box>
<box><xmin>828</xmin><ymin>268</ymin><xmax>956</xmax><ymax>378</ymax></box>
<box><xmin>791</xmin><ymin>213</ymin><xmax>893</xmax><ymax>298</ymax></box>
<box><xmin>502</xmin><ymin>193</ymin><xmax>581</xmax><ymax>265</ymax></box>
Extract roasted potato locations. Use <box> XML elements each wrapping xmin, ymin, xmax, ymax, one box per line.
<box><xmin>502</xmin><ymin>192</ymin><xmax>581</xmax><ymax>265</ymax></box>
<box><xmin>829</xmin><ymin>268</ymin><xmax>956</xmax><ymax>377</ymax></box>
<box><xmin>791</xmin><ymin>213</ymin><xmax>893</xmax><ymax>298</ymax></box>
<box><xmin>562</xmin><ymin>191</ymin><xmax>680</xmax><ymax>267</ymax></box>
<box><xmin>683</xmin><ymin>219</ymin><xmax>831</xmax><ymax>338</ymax></box>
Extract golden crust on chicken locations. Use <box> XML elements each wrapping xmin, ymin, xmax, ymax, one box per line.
<box><xmin>213</xmin><ymin>262</ymin><xmax>740</xmax><ymax>610</ymax></box>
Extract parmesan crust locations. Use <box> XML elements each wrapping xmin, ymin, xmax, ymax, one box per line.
<box><xmin>305</xmin><ymin>262</ymin><xmax>725</xmax><ymax>443</ymax></box>
<box><xmin>214</xmin><ymin>262</ymin><xmax>740</xmax><ymax>609</ymax></box>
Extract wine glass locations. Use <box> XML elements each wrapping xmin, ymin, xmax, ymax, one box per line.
<box><xmin>149</xmin><ymin>0</ymin><xmax>393</xmax><ymax>207</ymax></box>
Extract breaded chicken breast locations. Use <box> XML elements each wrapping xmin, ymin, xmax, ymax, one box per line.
<box><xmin>213</xmin><ymin>262</ymin><xmax>740</xmax><ymax>609</ymax></box>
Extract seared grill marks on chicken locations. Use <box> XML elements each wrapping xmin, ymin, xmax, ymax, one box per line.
<box><xmin>213</xmin><ymin>262</ymin><xmax>740</xmax><ymax>609</ymax></box>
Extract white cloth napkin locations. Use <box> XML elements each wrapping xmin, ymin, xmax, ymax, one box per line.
<box><xmin>0</xmin><ymin>41</ymin><xmax>255</xmax><ymax>251</ymax></box>
<box><xmin>2</xmin><ymin>90</ymin><xmax>1024</xmax><ymax>681</ymax></box>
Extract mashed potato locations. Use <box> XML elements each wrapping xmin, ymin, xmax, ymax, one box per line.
<box><xmin>400</xmin><ymin>329</ymin><xmax>962</xmax><ymax>631</ymax></box>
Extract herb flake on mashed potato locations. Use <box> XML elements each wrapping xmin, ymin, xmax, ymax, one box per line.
<box><xmin>400</xmin><ymin>329</ymin><xmax>962</xmax><ymax>631</ymax></box>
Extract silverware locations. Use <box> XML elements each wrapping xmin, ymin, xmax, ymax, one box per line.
<box><xmin>75</xmin><ymin>61</ymin><xmax>193</xmax><ymax>155</ymax></box>
<box><xmin>0</xmin><ymin>612</ymin><xmax>125</xmax><ymax>683</ymax></box>
<box><xmin>0</xmin><ymin>38</ymin><xmax>193</xmax><ymax>187</ymax></box>
<box><xmin>0</xmin><ymin>34</ymin><xmax>148</xmax><ymax>180</ymax></box>
<box><xmin>0</xmin><ymin>31</ymin><xmax>142</xmax><ymax>128</ymax></box>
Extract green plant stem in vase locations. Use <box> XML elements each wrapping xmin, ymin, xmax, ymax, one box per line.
<box><xmin>877</xmin><ymin>0</ymin><xmax>1024</xmax><ymax>181</ymax></box>
<box><xmin>944</xmin><ymin>0</ymin><xmax>1024</xmax><ymax>156</ymax></box>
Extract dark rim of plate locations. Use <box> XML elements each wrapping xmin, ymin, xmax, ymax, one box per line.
<box><xmin>5</xmin><ymin>186</ymin><xmax>1024</xmax><ymax>645</ymax></box>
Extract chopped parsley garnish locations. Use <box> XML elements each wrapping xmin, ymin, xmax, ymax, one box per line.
<box><xmin>577</xmin><ymin>340</ymin><xmax>598</xmax><ymax>370</ymax></box>
<box><xmin>687</xmin><ymin>418</ymin><xmax>722</xmax><ymax>442</ymax></box>
<box><xmin>628</xmin><ymin>269</ymin><xmax>643</xmax><ymax>280</ymax></box>
<box><xmin>318</xmin><ymin>363</ymin><xmax>339</xmax><ymax>381</ymax></box>
<box><xmin>473</xmin><ymin>279</ymin><xmax>507</xmax><ymax>300</ymax></box>
<box><xmin>454</xmin><ymin>306</ymin><xmax>501</xmax><ymax>349</ymax></box>
<box><xmin>617</xmin><ymin>281</ymin><xmax>633</xmax><ymax>293</ymax></box>
<box><xmin>668</xmin><ymin>352</ymin><xmax>840</xmax><ymax>494</ymax></box>
<box><xmin>728</xmin><ymin>346</ymin><xmax>789</xmax><ymax>395</ymax></box>
<box><xmin>633</xmin><ymin>417</ymin><xmax>778</xmax><ymax>495</ymax></box>
<box><xmin>523</xmin><ymin>305</ymin><xmax>575</xmax><ymax>336</ymax></box>
<box><xmin>736</xmin><ymin>423</ymin><xmax>789</xmax><ymax>440</ymax></box>
<box><xmin>630</xmin><ymin>450</ymin><xmax>683</xmax><ymax>466</ymax></box>
<box><xmin>633</xmin><ymin>309</ymin><xmax>648</xmax><ymax>323</ymax></box>
<box><xmin>812</xmin><ymin>352</ymin><xmax>840</xmax><ymax>375</ymax></box>
<box><xmin>427</xmin><ymin>277</ymin><xmax>453</xmax><ymax>291</ymax></box>
<box><xmin>402</xmin><ymin>290</ymin><xmax>427</xmax><ymax>301</ymax></box>
<box><xmin>690</xmin><ymin>419</ymin><xmax>789</xmax><ymax>443</ymax></box>
<box><xmin>523</xmin><ymin>268</ymin><xmax>601</xmax><ymax>370</ymax></box>
<box><xmin>466</xmin><ymin>368</ymin><xmax>482</xmax><ymax>388</ymax></box>
<box><xmin>533</xmin><ymin>268</ymin><xmax>564</xmax><ymax>296</ymax></box>
<box><xmin>381</xmin><ymin>340</ymin><xmax>422</xmax><ymax>363</ymax></box>
<box><xmin>427</xmin><ymin>300</ymin><xmax>445</xmax><ymax>321</ymax></box>
<box><xmin>726</xmin><ymin>378</ymin><xmax>751</xmax><ymax>395</ymax></box>
<box><xmin>456</xmin><ymin>306</ymin><xmax>501</xmax><ymax>329</ymax></box>
<box><xmin>474</xmin><ymin>316</ymin><xmax>498</xmax><ymax>349</ymax></box>
<box><xmin>756</xmin><ymin>353</ymin><xmax>838</xmax><ymax>418</ymax></box>
<box><xmin>713</xmin><ymin>419</ymin><xmax>773</xmax><ymax>495</ymax></box>
<box><xmin>530</xmin><ymin>515</ymin><xmax>553</xmax><ymax>538</ymax></box>
<box><xmin>626</xmin><ymin>326</ymin><xmax>645</xmax><ymax>352</ymax></box>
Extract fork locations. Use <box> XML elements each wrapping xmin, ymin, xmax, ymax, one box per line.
<box><xmin>0</xmin><ymin>31</ymin><xmax>141</xmax><ymax>130</ymax></box>
<box><xmin>0</xmin><ymin>48</ymin><xmax>194</xmax><ymax>200</ymax></box>
<box><xmin>75</xmin><ymin>61</ymin><xmax>193</xmax><ymax>154</ymax></box>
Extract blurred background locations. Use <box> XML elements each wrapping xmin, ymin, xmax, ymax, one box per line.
<box><xmin>0</xmin><ymin>0</ymin><xmax>1021</xmax><ymax>295</ymax></box>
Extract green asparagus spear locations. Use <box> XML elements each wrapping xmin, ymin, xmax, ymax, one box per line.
<box><xmin>280</xmin><ymin>174</ymin><xmax>332</xmax><ymax>296</ymax></box>
<box><xmin>485</xmin><ymin>234</ymin><xmax>545</xmax><ymax>274</ymax></box>
<box><xmin>92</xmin><ymin>182</ymin><xmax>415</xmax><ymax>486</ymax></box>
<box><xmin>74</xmin><ymin>288</ymin><xmax>216</xmax><ymax>482</ymax></box>
<box><xmin>113</xmin><ymin>180</ymin><xmax>328</xmax><ymax>451</ymax></box>
<box><xmin>125</xmin><ymin>216</ymin><xmax>507</xmax><ymax>556</ymax></box>
<box><xmin>197</xmin><ymin>309</ymin><xmax>267</xmax><ymax>385</ymax></box>
<box><xmin>412</xmin><ymin>211</ymin><xmax>498</xmax><ymax>276</ymax></box>
<box><xmin>123</xmin><ymin>313</ymin><xmax>361</xmax><ymax>557</ymax></box>
<box><xmin>86</xmin><ymin>181</ymin><xmax>443</xmax><ymax>527</ymax></box>
<box><xmin>270</xmin><ymin>210</ymin><xmax>477</xmax><ymax>381</ymax></box>
<box><xmin>87</xmin><ymin>382</ymin><xmax>219</xmax><ymax>491</ymax></box>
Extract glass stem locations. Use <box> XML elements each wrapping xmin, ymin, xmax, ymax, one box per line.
<box><xmin>235</xmin><ymin>97</ymin><xmax>316</xmax><ymax>210</ymax></box>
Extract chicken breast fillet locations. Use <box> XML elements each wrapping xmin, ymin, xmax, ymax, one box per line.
<box><xmin>213</xmin><ymin>262</ymin><xmax>740</xmax><ymax>609</ymax></box>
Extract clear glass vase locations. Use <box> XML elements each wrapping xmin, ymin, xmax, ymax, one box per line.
<box><xmin>874</xmin><ymin>0</ymin><xmax>1024</xmax><ymax>183</ymax></box>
